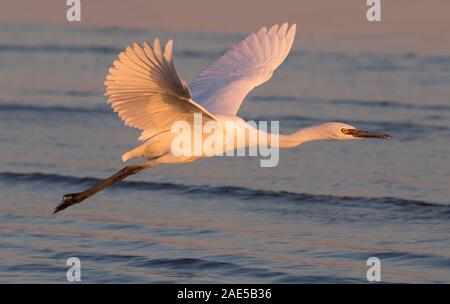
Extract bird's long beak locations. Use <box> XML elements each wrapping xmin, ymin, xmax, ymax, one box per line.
<box><xmin>351</xmin><ymin>129</ymin><xmax>392</xmax><ymax>139</ymax></box>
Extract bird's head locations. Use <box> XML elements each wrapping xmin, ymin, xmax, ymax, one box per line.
<box><xmin>318</xmin><ymin>122</ymin><xmax>392</xmax><ymax>141</ymax></box>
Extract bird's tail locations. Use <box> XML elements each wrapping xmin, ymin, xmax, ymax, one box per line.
<box><xmin>122</xmin><ymin>145</ymin><xmax>147</xmax><ymax>162</ymax></box>
<box><xmin>122</xmin><ymin>151</ymin><xmax>133</xmax><ymax>162</ymax></box>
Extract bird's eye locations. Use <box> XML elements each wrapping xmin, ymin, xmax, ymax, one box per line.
<box><xmin>341</xmin><ymin>128</ymin><xmax>350</xmax><ymax>134</ymax></box>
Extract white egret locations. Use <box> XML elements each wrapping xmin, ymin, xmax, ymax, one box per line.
<box><xmin>55</xmin><ymin>23</ymin><xmax>391</xmax><ymax>213</ymax></box>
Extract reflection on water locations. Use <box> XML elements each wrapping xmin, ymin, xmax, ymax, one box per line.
<box><xmin>0</xmin><ymin>23</ymin><xmax>449</xmax><ymax>283</ymax></box>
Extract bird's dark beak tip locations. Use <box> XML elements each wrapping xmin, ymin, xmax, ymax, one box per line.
<box><xmin>376</xmin><ymin>133</ymin><xmax>392</xmax><ymax>139</ymax></box>
<box><xmin>378</xmin><ymin>132</ymin><xmax>393</xmax><ymax>139</ymax></box>
<box><xmin>353</xmin><ymin>129</ymin><xmax>392</xmax><ymax>139</ymax></box>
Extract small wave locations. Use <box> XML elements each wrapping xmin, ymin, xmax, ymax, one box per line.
<box><xmin>178</xmin><ymin>49</ymin><xmax>223</xmax><ymax>59</ymax></box>
<box><xmin>291</xmin><ymin>50</ymin><xmax>450</xmax><ymax>73</ymax></box>
<box><xmin>0</xmin><ymin>172</ymin><xmax>448</xmax><ymax>215</ymax></box>
<box><xmin>0</xmin><ymin>43</ymin><xmax>223</xmax><ymax>59</ymax></box>
<box><xmin>128</xmin><ymin>257</ymin><xmax>238</xmax><ymax>270</ymax></box>
<box><xmin>330</xmin><ymin>99</ymin><xmax>450</xmax><ymax>111</ymax></box>
<box><xmin>0</xmin><ymin>44</ymin><xmax>121</xmax><ymax>54</ymax></box>
<box><xmin>0</xmin><ymin>103</ymin><xmax>110</xmax><ymax>114</ymax></box>
<box><xmin>33</xmin><ymin>89</ymin><xmax>102</xmax><ymax>97</ymax></box>
<box><xmin>50</xmin><ymin>252</ymin><xmax>288</xmax><ymax>281</ymax></box>
<box><xmin>251</xmin><ymin>95</ymin><xmax>450</xmax><ymax>112</ymax></box>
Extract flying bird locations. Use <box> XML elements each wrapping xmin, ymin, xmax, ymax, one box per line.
<box><xmin>55</xmin><ymin>23</ymin><xmax>391</xmax><ymax>213</ymax></box>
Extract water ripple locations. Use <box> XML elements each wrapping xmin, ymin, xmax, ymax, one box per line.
<box><xmin>1</xmin><ymin>171</ymin><xmax>449</xmax><ymax>220</ymax></box>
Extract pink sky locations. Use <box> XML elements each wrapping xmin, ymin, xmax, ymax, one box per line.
<box><xmin>2</xmin><ymin>0</ymin><xmax>450</xmax><ymax>53</ymax></box>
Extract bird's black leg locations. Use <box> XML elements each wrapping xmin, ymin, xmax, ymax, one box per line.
<box><xmin>54</xmin><ymin>161</ymin><xmax>158</xmax><ymax>214</ymax></box>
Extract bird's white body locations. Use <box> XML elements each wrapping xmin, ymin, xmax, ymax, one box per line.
<box><xmin>122</xmin><ymin>115</ymin><xmax>260</xmax><ymax>163</ymax></box>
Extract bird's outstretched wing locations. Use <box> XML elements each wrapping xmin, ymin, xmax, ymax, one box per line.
<box><xmin>105</xmin><ymin>39</ymin><xmax>217</xmax><ymax>142</ymax></box>
<box><xmin>190</xmin><ymin>23</ymin><xmax>296</xmax><ymax>115</ymax></box>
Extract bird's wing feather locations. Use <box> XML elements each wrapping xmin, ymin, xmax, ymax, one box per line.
<box><xmin>105</xmin><ymin>39</ymin><xmax>217</xmax><ymax>142</ymax></box>
<box><xmin>189</xmin><ymin>23</ymin><xmax>296</xmax><ymax>115</ymax></box>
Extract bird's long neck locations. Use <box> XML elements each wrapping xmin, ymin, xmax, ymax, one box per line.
<box><xmin>277</xmin><ymin>124</ymin><xmax>334</xmax><ymax>148</ymax></box>
<box><xmin>230</xmin><ymin>122</ymin><xmax>335</xmax><ymax>150</ymax></box>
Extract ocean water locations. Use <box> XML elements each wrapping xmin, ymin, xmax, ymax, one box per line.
<box><xmin>0</xmin><ymin>23</ymin><xmax>450</xmax><ymax>283</ymax></box>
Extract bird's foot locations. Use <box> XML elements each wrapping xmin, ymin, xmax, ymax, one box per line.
<box><xmin>54</xmin><ymin>193</ymin><xmax>84</xmax><ymax>214</ymax></box>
